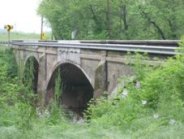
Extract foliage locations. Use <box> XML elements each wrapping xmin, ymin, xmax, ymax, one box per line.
<box><xmin>0</xmin><ymin>48</ymin><xmax>34</xmax><ymax>131</ymax></box>
<box><xmin>85</xmin><ymin>39</ymin><xmax>184</xmax><ymax>138</ymax></box>
<box><xmin>54</xmin><ymin>68</ymin><xmax>62</xmax><ymax>102</ymax></box>
<box><xmin>47</xmin><ymin>68</ymin><xmax>66</xmax><ymax>125</ymax></box>
<box><xmin>38</xmin><ymin>0</ymin><xmax>184</xmax><ymax>40</ymax></box>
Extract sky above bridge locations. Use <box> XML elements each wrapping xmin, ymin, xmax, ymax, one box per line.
<box><xmin>0</xmin><ymin>0</ymin><xmax>50</xmax><ymax>33</ymax></box>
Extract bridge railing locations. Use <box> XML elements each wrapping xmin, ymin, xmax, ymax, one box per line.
<box><xmin>80</xmin><ymin>40</ymin><xmax>179</xmax><ymax>46</ymax></box>
<box><xmin>0</xmin><ymin>41</ymin><xmax>10</xmax><ymax>46</ymax></box>
<box><xmin>0</xmin><ymin>40</ymin><xmax>181</xmax><ymax>55</ymax></box>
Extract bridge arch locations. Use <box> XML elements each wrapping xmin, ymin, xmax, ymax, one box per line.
<box><xmin>23</xmin><ymin>56</ymin><xmax>39</xmax><ymax>93</ymax></box>
<box><xmin>24</xmin><ymin>54</ymin><xmax>39</xmax><ymax>66</ymax></box>
<box><xmin>46</xmin><ymin>62</ymin><xmax>94</xmax><ymax>116</ymax></box>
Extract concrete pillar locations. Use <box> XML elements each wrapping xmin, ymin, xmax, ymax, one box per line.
<box><xmin>14</xmin><ymin>49</ymin><xmax>25</xmax><ymax>80</ymax></box>
<box><xmin>37</xmin><ymin>49</ymin><xmax>47</xmax><ymax>106</ymax></box>
<box><xmin>94</xmin><ymin>51</ymin><xmax>108</xmax><ymax>98</ymax></box>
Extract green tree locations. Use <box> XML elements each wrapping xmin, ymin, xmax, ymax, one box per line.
<box><xmin>38</xmin><ymin>0</ymin><xmax>184</xmax><ymax>40</ymax></box>
<box><xmin>137</xmin><ymin>0</ymin><xmax>184</xmax><ymax>39</ymax></box>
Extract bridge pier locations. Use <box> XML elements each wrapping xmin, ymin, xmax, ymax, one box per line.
<box><xmin>37</xmin><ymin>50</ymin><xmax>47</xmax><ymax>106</ymax></box>
<box><xmin>94</xmin><ymin>60</ymin><xmax>108</xmax><ymax>98</ymax></box>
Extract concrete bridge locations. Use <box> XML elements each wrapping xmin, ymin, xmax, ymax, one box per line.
<box><xmin>11</xmin><ymin>40</ymin><xmax>178</xmax><ymax>114</ymax></box>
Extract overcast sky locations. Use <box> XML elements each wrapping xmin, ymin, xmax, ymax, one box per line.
<box><xmin>0</xmin><ymin>0</ymin><xmax>50</xmax><ymax>33</ymax></box>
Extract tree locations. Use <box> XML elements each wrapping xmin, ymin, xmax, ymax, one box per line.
<box><xmin>38</xmin><ymin>0</ymin><xmax>184</xmax><ymax>40</ymax></box>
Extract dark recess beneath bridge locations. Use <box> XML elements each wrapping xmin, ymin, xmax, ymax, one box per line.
<box><xmin>46</xmin><ymin>63</ymin><xmax>93</xmax><ymax>116</ymax></box>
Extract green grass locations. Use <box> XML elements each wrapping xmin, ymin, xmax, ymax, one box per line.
<box><xmin>0</xmin><ymin>32</ymin><xmax>40</xmax><ymax>41</ymax></box>
<box><xmin>0</xmin><ymin>31</ymin><xmax>52</xmax><ymax>41</ymax></box>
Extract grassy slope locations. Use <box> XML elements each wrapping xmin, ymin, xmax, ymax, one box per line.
<box><xmin>0</xmin><ymin>32</ymin><xmax>40</xmax><ymax>41</ymax></box>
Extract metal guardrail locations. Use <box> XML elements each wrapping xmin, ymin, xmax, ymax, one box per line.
<box><xmin>0</xmin><ymin>41</ymin><xmax>10</xmax><ymax>47</ymax></box>
<box><xmin>0</xmin><ymin>40</ymin><xmax>180</xmax><ymax>55</ymax></box>
<box><xmin>80</xmin><ymin>40</ymin><xmax>179</xmax><ymax>46</ymax></box>
<box><xmin>0</xmin><ymin>41</ymin><xmax>9</xmax><ymax>44</ymax></box>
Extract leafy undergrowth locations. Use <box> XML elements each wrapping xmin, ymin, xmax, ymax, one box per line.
<box><xmin>1</xmin><ymin>42</ymin><xmax>184</xmax><ymax>139</ymax></box>
<box><xmin>85</xmin><ymin>40</ymin><xmax>184</xmax><ymax>138</ymax></box>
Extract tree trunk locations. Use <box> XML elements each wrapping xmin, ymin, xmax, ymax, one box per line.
<box><xmin>106</xmin><ymin>0</ymin><xmax>112</xmax><ymax>39</ymax></box>
<box><xmin>140</xmin><ymin>8</ymin><xmax>166</xmax><ymax>39</ymax></box>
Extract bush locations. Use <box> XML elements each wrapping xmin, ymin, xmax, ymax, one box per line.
<box><xmin>86</xmin><ymin>39</ymin><xmax>184</xmax><ymax>137</ymax></box>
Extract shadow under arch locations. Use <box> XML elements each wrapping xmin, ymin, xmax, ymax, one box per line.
<box><xmin>23</xmin><ymin>56</ymin><xmax>39</xmax><ymax>93</ymax></box>
<box><xmin>46</xmin><ymin>62</ymin><xmax>94</xmax><ymax>116</ymax></box>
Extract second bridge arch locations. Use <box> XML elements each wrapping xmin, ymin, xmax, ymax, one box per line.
<box><xmin>46</xmin><ymin>63</ymin><xmax>94</xmax><ymax>116</ymax></box>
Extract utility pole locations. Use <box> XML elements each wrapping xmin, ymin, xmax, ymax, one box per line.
<box><xmin>106</xmin><ymin>0</ymin><xmax>112</xmax><ymax>39</ymax></box>
<box><xmin>40</xmin><ymin>16</ymin><xmax>44</xmax><ymax>40</ymax></box>
<box><xmin>8</xmin><ymin>31</ymin><xmax>10</xmax><ymax>46</ymax></box>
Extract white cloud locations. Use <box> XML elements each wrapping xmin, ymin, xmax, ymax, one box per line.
<box><xmin>0</xmin><ymin>0</ymin><xmax>50</xmax><ymax>33</ymax></box>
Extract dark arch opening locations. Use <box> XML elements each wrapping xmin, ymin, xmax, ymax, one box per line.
<box><xmin>46</xmin><ymin>63</ymin><xmax>94</xmax><ymax>117</ymax></box>
<box><xmin>23</xmin><ymin>56</ymin><xmax>39</xmax><ymax>93</ymax></box>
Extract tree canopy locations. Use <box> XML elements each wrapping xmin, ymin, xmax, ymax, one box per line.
<box><xmin>38</xmin><ymin>0</ymin><xmax>184</xmax><ymax>40</ymax></box>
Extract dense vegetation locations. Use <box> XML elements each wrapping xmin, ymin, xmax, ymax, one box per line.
<box><xmin>0</xmin><ymin>38</ymin><xmax>184</xmax><ymax>138</ymax></box>
<box><xmin>38</xmin><ymin>0</ymin><xmax>184</xmax><ymax>40</ymax></box>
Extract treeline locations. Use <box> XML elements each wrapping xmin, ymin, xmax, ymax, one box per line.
<box><xmin>38</xmin><ymin>0</ymin><xmax>184</xmax><ymax>40</ymax></box>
